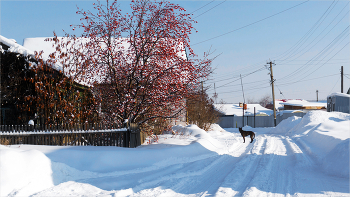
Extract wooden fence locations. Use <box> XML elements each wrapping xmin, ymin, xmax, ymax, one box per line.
<box><xmin>0</xmin><ymin>123</ymin><xmax>143</xmax><ymax>148</ymax></box>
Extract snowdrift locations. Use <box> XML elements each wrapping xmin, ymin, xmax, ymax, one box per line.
<box><xmin>274</xmin><ymin>111</ymin><xmax>350</xmax><ymax>178</ymax></box>
<box><xmin>0</xmin><ymin>146</ymin><xmax>54</xmax><ymax>196</ymax></box>
<box><xmin>0</xmin><ymin>125</ymin><xmax>225</xmax><ymax>196</ymax></box>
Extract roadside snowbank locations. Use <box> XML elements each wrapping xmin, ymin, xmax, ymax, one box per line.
<box><xmin>273</xmin><ymin>111</ymin><xmax>349</xmax><ymax>178</ymax></box>
<box><xmin>271</xmin><ymin>116</ymin><xmax>302</xmax><ymax>134</ymax></box>
<box><xmin>294</xmin><ymin>111</ymin><xmax>349</xmax><ymax>178</ymax></box>
<box><xmin>172</xmin><ymin>124</ymin><xmax>226</xmax><ymax>154</ymax></box>
<box><xmin>0</xmin><ymin>125</ymin><xmax>224</xmax><ymax>196</ymax></box>
<box><xmin>0</xmin><ymin>146</ymin><xmax>54</xmax><ymax>196</ymax></box>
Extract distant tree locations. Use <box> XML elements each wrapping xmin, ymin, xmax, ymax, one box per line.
<box><xmin>247</xmin><ymin>97</ymin><xmax>257</xmax><ymax>104</ymax></box>
<box><xmin>258</xmin><ymin>95</ymin><xmax>272</xmax><ymax>108</ymax></box>
<box><xmin>246</xmin><ymin>95</ymin><xmax>271</xmax><ymax>108</ymax></box>
<box><xmin>47</xmin><ymin>0</ymin><xmax>212</xmax><ymax>128</ymax></box>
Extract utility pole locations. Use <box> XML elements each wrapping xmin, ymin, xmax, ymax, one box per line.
<box><xmin>213</xmin><ymin>83</ymin><xmax>218</xmax><ymax>104</ymax></box>
<box><xmin>267</xmin><ymin>61</ymin><xmax>277</xmax><ymax>127</ymax></box>
<box><xmin>341</xmin><ymin>66</ymin><xmax>343</xmax><ymax>93</ymax></box>
<box><xmin>240</xmin><ymin>74</ymin><xmax>246</xmax><ymax>104</ymax></box>
<box><xmin>240</xmin><ymin>74</ymin><xmax>245</xmax><ymax>127</ymax></box>
<box><xmin>316</xmin><ymin>90</ymin><xmax>319</xmax><ymax>102</ymax></box>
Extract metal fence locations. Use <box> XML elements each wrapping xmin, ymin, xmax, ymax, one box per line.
<box><xmin>0</xmin><ymin>123</ymin><xmax>142</xmax><ymax>148</ymax></box>
<box><xmin>217</xmin><ymin>112</ymin><xmax>306</xmax><ymax>128</ymax></box>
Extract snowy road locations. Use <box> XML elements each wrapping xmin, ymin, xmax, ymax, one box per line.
<box><xmin>1</xmin><ymin>111</ymin><xmax>349</xmax><ymax>196</ymax></box>
<box><xmin>92</xmin><ymin>132</ymin><xmax>348</xmax><ymax>197</ymax></box>
<box><xmin>34</xmin><ymin>130</ymin><xmax>348</xmax><ymax>197</ymax></box>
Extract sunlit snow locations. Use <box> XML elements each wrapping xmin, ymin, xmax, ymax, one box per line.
<box><xmin>1</xmin><ymin>111</ymin><xmax>349</xmax><ymax>196</ymax></box>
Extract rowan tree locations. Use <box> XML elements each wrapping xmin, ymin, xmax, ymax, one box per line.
<box><xmin>47</xmin><ymin>0</ymin><xmax>212</xmax><ymax>128</ymax></box>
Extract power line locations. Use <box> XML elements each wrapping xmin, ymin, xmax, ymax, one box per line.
<box><xmin>193</xmin><ymin>0</ymin><xmax>310</xmax><ymax>46</ymax></box>
<box><xmin>328</xmin><ymin>76</ymin><xmax>340</xmax><ymax>95</ymax></box>
<box><xmin>203</xmin><ymin>1</ymin><xmax>349</xmax><ymax>103</ymax></box>
<box><xmin>276</xmin><ymin>59</ymin><xmax>349</xmax><ymax>62</ymax></box>
<box><xmin>278</xmin><ymin>3</ymin><xmax>349</xmax><ymax>64</ymax></box>
<box><xmin>215</xmin><ymin>67</ymin><xmax>266</xmax><ymax>89</ymax></box>
<box><xmin>275</xmin><ymin>84</ymin><xmax>286</xmax><ymax>99</ymax></box>
<box><xmin>215</xmin><ymin>84</ymin><xmax>271</xmax><ymax>95</ymax></box>
<box><xmin>277</xmin><ymin>25</ymin><xmax>349</xmax><ymax>83</ymax></box>
<box><xmin>193</xmin><ymin>1</ymin><xmax>227</xmax><ymax>19</ymax></box>
<box><xmin>190</xmin><ymin>0</ymin><xmax>216</xmax><ymax>14</ymax></box>
<box><xmin>278</xmin><ymin>62</ymin><xmax>349</xmax><ymax>66</ymax></box>
<box><xmin>278</xmin><ymin>73</ymin><xmax>339</xmax><ymax>87</ymax></box>
<box><xmin>308</xmin><ymin>41</ymin><xmax>349</xmax><ymax>77</ymax></box>
<box><xmin>213</xmin><ymin>73</ymin><xmax>338</xmax><ymax>96</ymax></box>
<box><xmin>206</xmin><ymin>59</ymin><xmax>267</xmax><ymax>81</ymax></box>
<box><xmin>275</xmin><ymin>0</ymin><xmax>337</xmax><ymax>61</ymax></box>
<box><xmin>292</xmin><ymin>34</ymin><xmax>349</xmax><ymax>82</ymax></box>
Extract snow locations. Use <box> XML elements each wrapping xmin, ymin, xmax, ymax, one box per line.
<box><xmin>0</xmin><ymin>147</ymin><xmax>53</xmax><ymax>196</ymax></box>
<box><xmin>0</xmin><ymin>35</ymin><xmax>34</xmax><ymax>57</ymax></box>
<box><xmin>23</xmin><ymin>37</ymin><xmax>186</xmax><ymax>67</ymax></box>
<box><xmin>328</xmin><ymin>92</ymin><xmax>350</xmax><ymax>98</ymax></box>
<box><xmin>23</xmin><ymin>37</ymin><xmax>58</xmax><ymax>61</ymax></box>
<box><xmin>23</xmin><ymin>37</ymin><xmax>91</xmax><ymax>73</ymax></box>
<box><xmin>28</xmin><ymin>120</ymin><xmax>34</xmax><ymax>125</ymax></box>
<box><xmin>22</xmin><ymin>37</ymin><xmax>187</xmax><ymax>86</ymax></box>
<box><xmin>281</xmin><ymin>99</ymin><xmax>327</xmax><ymax>107</ymax></box>
<box><xmin>1</xmin><ymin>111</ymin><xmax>349</xmax><ymax>196</ymax></box>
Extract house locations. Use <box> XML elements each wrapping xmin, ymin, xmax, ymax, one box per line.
<box><xmin>327</xmin><ymin>92</ymin><xmax>350</xmax><ymax>113</ymax></box>
<box><xmin>0</xmin><ymin>35</ymin><xmax>36</xmax><ymax>125</ymax></box>
<box><xmin>0</xmin><ymin>35</ymin><xmax>97</xmax><ymax>125</ymax></box>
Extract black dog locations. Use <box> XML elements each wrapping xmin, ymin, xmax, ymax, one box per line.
<box><xmin>239</xmin><ymin>127</ymin><xmax>255</xmax><ymax>143</ymax></box>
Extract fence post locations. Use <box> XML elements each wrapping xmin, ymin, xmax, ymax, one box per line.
<box><xmin>123</xmin><ymin>130</ymin><xmax>128</xmax><ymax>147</ymax></box>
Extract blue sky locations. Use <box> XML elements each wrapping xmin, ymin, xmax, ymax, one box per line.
<box><xmin>1</xmin><ymin>0</ymin><xmax>349</xmax><ymax>104</ymax></box>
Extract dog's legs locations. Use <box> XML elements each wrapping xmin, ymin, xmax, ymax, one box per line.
<box><xmin>250</xmin><ymin>136</ymin><xmax>253</xmax><ymax>143</ymax></box>
<box><xmin>243</xmin><ymin>136</ymin><xmax>245</xmax><ymax>143</ymax></box>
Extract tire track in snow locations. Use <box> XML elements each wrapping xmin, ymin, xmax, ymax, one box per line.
<box><xmin>132</xmin><ymin>155</ymin><xmax>223</xmax><ymax>193</ymax></box>
<box><xmin>240</xmin><ymin>135</ymin><xmax>289</xmax><ymax>196</ymax></box>
<box><xmin>164</xmin><ymin>134</ymin><xmax>263</xmax><ymax>196</ymax></box>
<box><xmin>215</xmin><ymin>135</ymin><xmax>268</xmax><ymax>196</ymax></box>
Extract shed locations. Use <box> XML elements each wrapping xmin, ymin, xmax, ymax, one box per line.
<box><xmin>327</xmin><ymin>92</ymin><xmax>350</xmax><ymax>113</ymax></box>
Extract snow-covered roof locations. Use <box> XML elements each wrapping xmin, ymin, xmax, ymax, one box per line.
<box><xmin>23</xmin><ymin>37</ymin><xmax>60</xmax><ymax>61</ymax></box>
<box><xmin>328</xmin><ymin>92</ymin><xmax>350</xmax><ymax>98</ymax></box>
<box><xmin>214</xmin><ymin>103</ymin><xmax>274</xmax><ymax>116</ymax></box>
<box><xmin>23</xmin><ymin>37</ymin><xmax>187</xmax><ymax>86</ymax></box>
<box><xmin>23</xmin><ymin>37</ymin><xmax>187</xmax><ymax>66</ymax></box>
<box><xmin>281</xmin><ymin>99</ymin><xmax>327</xmax><ymax>107</ymax></box>
<box><xmin>0</xmin><ymin>35</ymin><xmax>34</xmax><ymax>57</ymax></box>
